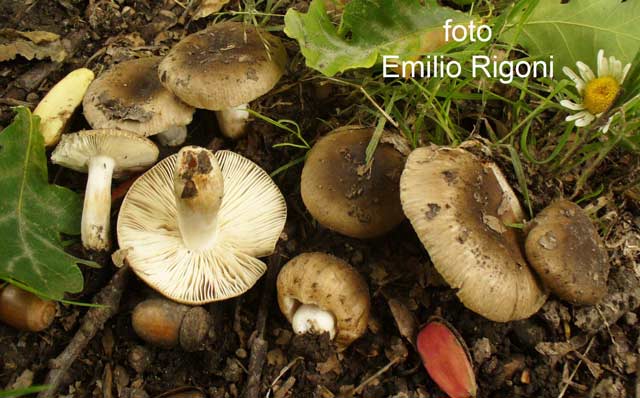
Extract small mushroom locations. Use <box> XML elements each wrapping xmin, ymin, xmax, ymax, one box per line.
<box><xmin>276</xmin><ymin>252</ymin><xmax>370</xmax><ymax>350</ymax></box>
<box><xmin>116</xmin><ymin>146</ymin><xmax>286</xmax><ymax>304</ymax></box>
<box><xmin>51</xmin><ymin>129</ymin><xmax>159</xmax><ymax>251</ymax></box>
<box><xmin>300</xmin><ymin>126</ymin><xmax>406</xmax><ymax>239</ymax></box>
<box><xmin>83</xmin><ymin>57</ymin><xmax>194</xmax><ymax>146</ymax></box>
<box><xmin>525</xmin><ymin>199</ymin><xmax>609</xmax><ymax>305</ymax></box>
<box><xmin>400</xmin><ymin>145</ymin><xmax>547</xmax><ymax>322</ymax></box>
<box><xmin>131</xmin><ymin>297</ymin><xmax>213</xmax><ymax>351</ymax></box>
<box><xmin>157</xmin><ymin>22</ymin><xmax>287</xmax><ymax>139</ymax></box>
<box><xmin>0</xmin><ymin>284</ymin><xmax>57</xmax><ymax>332</ymax></box>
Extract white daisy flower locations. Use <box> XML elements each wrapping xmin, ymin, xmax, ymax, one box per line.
<box><xmin>560</xmin><ymin>49</ymin><xmax>632</xmax><ymax>131</ymax></box>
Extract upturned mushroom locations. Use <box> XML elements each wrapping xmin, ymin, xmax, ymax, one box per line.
<box><xmin>276</xmin><ymin>252</ymin><xmax>370</xmax><ymax>350</ymax></box>
<box><xmin>300</xmin><ymin>126</ymin><xmax>406</xmax><ymax>239</ymax></box>
<box><xmin>525</xmin><ymin>199</ymin><xmax>609</xmax><ymax>305</ymax></box>
<box><xmin>116</xmin><ymin>146</ymin><xmax>286</xmax><ymax>304</ymax></box>
<box><xmin>157</xmin><ymin>21</ymin><xmax>287</xmax><ymax>139</ymax></box>
<box><xmin>83</xmin><ymin>57</ymin><xmax>195</xmax><ymax>146</ymax></box>
<box><xmin>400</xmin><ymin>145</ymin><xmax>547</xmax><ymax>322</ymax></box>
<box><xmin>51</xmin><ymin>129</ymin><xmax>159</xmax><ymax>251</ymax></box>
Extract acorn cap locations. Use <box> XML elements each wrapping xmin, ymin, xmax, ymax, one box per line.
<box><xmin>400</xmin><ymin>145</ymin><xmax>547</xmax><ymax>322</ymax></box>
<box><xmin>157</xmin><ymin>21</ymin><xmax>287</xmax><ymax>110</ymax></box>
<box><xmin>300</xmin><ymin>126</ymin><xmax>406</xmax><ymax>239</ymax></box>
<box><xmin>83</xmin><ymin>57</ymin><xmax>194</xmax><ymax>136</ymax></box>
<box><xmin>276</xmin><ymin>252</ymin><xmax>370</xmax><ymax>350</ymax></box>
<box><xmin>51</xmin><ymin>129</ymin><xmax>159</xmax><ymax>178</ymax></box>
<box><xmin>117</xmin><ymin>150</ymin><xmax>287</xmax><ymax>304</ymax></box>
<box><xmin>525</xmin><ymin>199</ymin><xmax>609</xmax><ymax>305</ymax></box>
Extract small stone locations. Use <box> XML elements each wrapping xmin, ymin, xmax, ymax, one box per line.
<box><xmin>128</xmin><ymin>345</ymin><xmax>152</xmax><ymax>374</ymax></box>
<box><xmin>471</xmin><ymin>337</ymin><xmax>493</xmax><ymax>365</ymax></box>
<box><xmin>235</xmin><ymin>348</ymin><xmax>247</xmax><ymax>359</ymax></box>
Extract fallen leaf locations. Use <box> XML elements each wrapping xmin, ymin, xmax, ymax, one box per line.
<box><xmin>0</xmin><ymin>29</ymin><xmax>66</xmax><ymax>62</ymax></box>
<box><xmin>192</xmin><ymin>0</ymin><xmax>230</xmax><ymax>20</ymax></box>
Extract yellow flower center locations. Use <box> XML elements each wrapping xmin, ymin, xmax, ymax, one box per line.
<box><xmin>583</xmin><ymin>76</ymin><xmax>620</xmax><ymax>115</ymax></box>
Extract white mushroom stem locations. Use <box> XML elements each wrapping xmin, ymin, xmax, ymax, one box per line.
<box><xmin>291</xmin><ymin>304</ymin><xmax>337</xmax><ymax>340</ymax></box>
<box><xmin>173</xmin><ymin>147</ymin><xmax>224</xmax><ymax>250</ymax></box>
<box><xmin>82</xmin><ymin>155</ymin><xmax>115</xmax><ymax>251</ymax></box>
<box><xmin>156</xmin><ymin>125</ymin><xmax>188</xmax><ymax>147</ymax></box>
<box><xmin>216</xmin><ymin>104</ymin><xmax>249</xmax><ymax>140</ymax></box>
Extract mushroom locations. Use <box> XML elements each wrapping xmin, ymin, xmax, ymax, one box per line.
<box><xmin>83</xmin><ymin>57</ymin><xmax>194</xmax><ymax>146</ymax></box>
<box><xmin>51</xmin><ymin>129</ymin><xmax>159</xmax><ymax>251</ymax></box>
<box><xmin>525</xmin><ymin>199</ymin><xmax>609</xmax><ymax>305</ymax></box>
<box><xmin>400</xmin><ymin>145</ymin><xmax>547</xmax><ymax>322</ymax></box>
<box><xmin>300</xmin><ymin>126</ymin><xmax>406</xmax><ymax>239</ymax></box>
<box><xmin>276</xmin><ymin>252</ymin><xmax>370</xmax><ymax>350</ymax></box>
<box><xmin>116</xmin><ymin>146</ymin><xmax>286</xmax><ymax>304</ymax></box>
<box><xmin>157</xmin><ymin>21</ymin><xmax>287</xmax><ymax>139</ymax></box>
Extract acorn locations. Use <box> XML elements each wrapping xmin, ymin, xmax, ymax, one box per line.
<box><xmin>417</xmin><ymin>318</ymin><xmax>477</xmax><ymax>398</ymax></box>
<box><xmin>0</xmin><ymin>284</ymin><xmax>57</xmax><ymax>332</ymax></box>
<box><xmin>131</xmin><ymin>298</ymin><xmax>213</xmax><ymax>351</ymax></box>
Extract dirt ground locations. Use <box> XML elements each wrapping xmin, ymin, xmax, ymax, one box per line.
<box><xmin>2</xmin><ymin>1</ymin><xmax>640</xmax><ymax>397</ymax></box>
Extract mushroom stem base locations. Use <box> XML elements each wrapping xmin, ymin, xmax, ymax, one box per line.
<box><xmin>291</xmin><ymin>304</ymin><xmax>337</xmax><ymax>340</ymax></box>
<box><xmin>216</xmin><ymin>104</ymin><xmax>249</xmax><ymax>140</ymax></box>
<box><xmin>156</xmin><ymin>125</ymin><xmax>187</xmax><ymax>147</ymax></box>
<box><xmin>82</xmin><ymin>155</ymin><xmax>115</xmax><ymax>251</ymax></box>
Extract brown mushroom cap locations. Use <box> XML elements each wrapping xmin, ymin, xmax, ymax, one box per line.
<box><xmin>277</xmin><ymin>252</ymin><xmax>370</xmax><ymax>350</ymax></box>
<box><xmin>83</xmin><ymin>57</ymin><xmax>194</xmax><ymax>136</ymax></box>
<box><xmin>300</xmin><ymin>126</ymin><xmax>406</xmax><ymax>239</ymax></box>
<box><xmin>525</xmin><ymin>199</ymin><xmax>609</xmax><ymax>305</ymax></box>
<box><xmin>400</xmin><ymin>145</ymin><xmax>547</xmax><ymax>322</ymax></box>
<box><xmin>157</xmin><ymin>22</ymin><xmax>287</xmax><ymax>110</ymax></box>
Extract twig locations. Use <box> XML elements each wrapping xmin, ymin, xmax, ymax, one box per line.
<box><xmin>557</xmin><ymin>336</ymin><xmax>596</xmax><ymax>398</ymax></box>
<box><xmin>242</xmin><ymin>251</ymin><xmax>282</xmax><ymax>398</ymax></box>
<box><xmin>37</xmin><ymin>266</ymin><xmax>130</xmax><ymax>398</ymax></box>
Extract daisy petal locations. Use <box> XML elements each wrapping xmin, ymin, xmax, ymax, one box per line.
<box><xmin>563</xmin><ymin>66</ymin><xmax>586</xmax><ymax>92</ymax></box>
<box><xmin>560</xmin><ymin>100</ymin><xmax>584</xmax><ymax>111</ymax></box>
<box><xmin>610</xmin><ymin>57</ymin><xmax>622</xmax><ymax>80</ymax></box>
<box><xmin>597</xmin><ymin>49</ymin><xmax>609</xmax><ymax>77</ymax></box>
<box><xmin>576</xmin><ymin>61</ymin><xmax>595</xmax><ymax>82</ymax></box>
<box><xmin>566</xmin><ymin>111</ymin><xmax>589</xmax><ymax>122</ymax></box>
<box><xmin>600</xmin><ymin>117</ymin><xmax>613</xmax><ymax>134</ymax></box>
<box><xmin>575</xmin><ymin>112</ymin><xmax>595</xmax><ymax>127</ymax></box>
<box><xmin>621</xmin><ymin>63</ymin><xmax>632</xmax><ymax>83</ymax></box>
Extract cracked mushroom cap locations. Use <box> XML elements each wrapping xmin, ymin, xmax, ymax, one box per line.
<box><xmin>525</xmin><ymin>199</ymin><xmax>609</xmax><ymax>305</ymax></box>
<box><xmin>400</xmin><ymin>145</ymin><xmax>547</xmax><ymax>322</ymax></box>
<box><xmin>157</xmin><ymin>21</ymin><xmax>287</xmax><ymax>110</ymax></box>
<box><xmin>83</xmin><ymin>57</ymin><xmax>194</xmax><ymax>136</ymax></box>
<box><xmin>300</xmin><ymin>126</ymin><xmax>406</xmax><ymax>239</ymax></box>
<box><xmin>117</xmin><ymin>150</ymin><xmax>287</xmax><ymax>304</ymax></box>
<box><xmin>51</xmin><ymin>129</ymin><xmax>159</xmax><ymax>177</ymax></box>
<box><xmin>277</xmin><ymin>252</ymin><xmax>370</xmax><ymax>350</ymax></box>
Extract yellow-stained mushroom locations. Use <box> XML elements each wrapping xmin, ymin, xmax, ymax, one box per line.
<box><xmin>400</xmin><ymin>145</ymin><xmax>547</xmax><ymax>322</ymax></box>
<box><xmin>300</xmin><ymin>126</ymin><xmax>406</xmax><ymax>239</ymax></box>
<box><xmin>525</xmin><ymin>199</ymin><xmax>609</xmax><ymax>305</ymax></box>
<box><xmin>277</xmin><ymin>252</ymin><xmax>370</xmax><ymax>350</ymax></box>
<box><xmin>158</xmin><ymin>22</ymin><xmax>287</xmax><ymax>139</ymax></box>
<box><xmin>0</xmin><ymin>284</ymin><xmax>57</xmax><ymax>332</ymax></box>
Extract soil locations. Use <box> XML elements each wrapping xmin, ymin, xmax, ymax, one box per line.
<box><xmin>2</xmin><ymin>1</ymin><xmax>640</xmax><ymax>398</ymax></box>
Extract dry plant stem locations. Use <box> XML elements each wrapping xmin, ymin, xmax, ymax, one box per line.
<box><xmin>557</xmin><ymin>336</ymin><xmax>595</xmax><ymax>398</ymax></box>
<box><xmin>38</xmin><ymin>266</ymin><xmax>130</xmax><ymax>398</ymax></box>
<box><xmin>243</xmin><ymin>252</ymin><xmax>282</xmax><ymax>398</ymax></box>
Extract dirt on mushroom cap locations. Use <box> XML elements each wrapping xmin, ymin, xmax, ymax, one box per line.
<box><xmin>300</xmin><ymin>126</ymin><xmax>406</xmax><ymax>239</ymax></box>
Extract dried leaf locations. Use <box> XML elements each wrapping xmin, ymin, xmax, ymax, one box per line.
<box><xmin>192</xmin><ymin>0</ymin><xmax>230</xmax><ymax>20</ymax></box>
<box><xmin>0</xmin><ymin>29</ymin><xmax>66</xmax><ymax>62</ymax></box>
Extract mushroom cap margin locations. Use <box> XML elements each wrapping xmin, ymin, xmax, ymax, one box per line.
<box><xmin>400</xmin><ymin>145</ymin><xmax>547</xmax><ymax>322</ymax></box>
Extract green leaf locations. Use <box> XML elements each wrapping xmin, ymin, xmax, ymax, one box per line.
<box><xmin>284</xmin><ymin>0</ymin><xmax>468</xmax><ymax>76</ymax></box>
<box><xmin>0</xmin><ymin>107</ymin><xmax>84</xmax><ymax>300</ymax></box>
<box><xmin>501</xmin><ymin>0</ymin><xmax>640</xmax><ymax>77</ymax></box>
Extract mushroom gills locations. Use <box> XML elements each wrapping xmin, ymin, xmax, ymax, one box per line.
<box><xmin>216</xmin><ymin>104</ymin><xmax>249</xmax><ymax>139</ymax></box>
<box><xmin>82</xmin><ymin>155</ymin><xmax>115</xmax><ymax>251</ymax></box>
<box><xmin>291</xmin><ymin>303</ymin><xmax>337</xmax><ymax>340</ymax></box>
